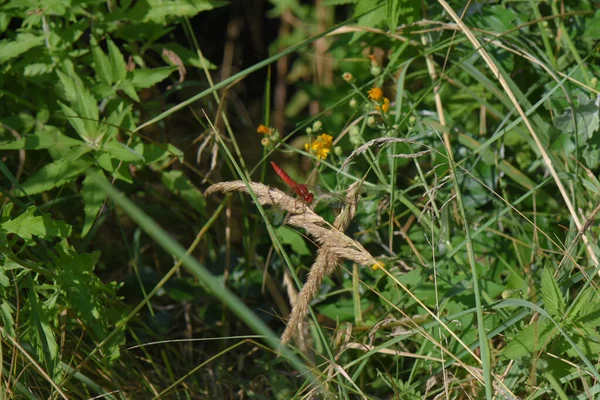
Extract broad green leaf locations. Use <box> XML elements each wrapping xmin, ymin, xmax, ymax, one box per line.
<box><xmin>161</xmin><ymin>170</ymin><xmax>206</xmax><ymax>213</ymax></box>
<box><xmin>126</xmin><ymin>0</ymin><xmax>227</xmax><ymax>23</ymax></box>
<box><xmin>130</xmin><ymin>66</ymin><xmax>177</xmax><ymax>89</ymax></box>
<box><xmin>583</xmin><ymin>10</ymin><xmax>600</xmax><ymax>39</ymax></box>
<box><xmin>1</xmin><ymin>206</ymin><xmax>72</xmax><ymax>246</ymax></box>
<box><xmin>276</xmin><ymin>226</ymin><xmax>310</xmax><ymax>256</ymax></box>
<box><xmin>0</xmin><ymin>128</ymin><xmax>82</xmax><ymax>150</ymax></box>
<box><xmin>81</xmin><ymin>169</ymin><xmax>108</xmax><ymax>237</ymax></box>
<box><xmin>501</xmin><ymin>320</ymin><xmax>557</xmax><ymax>359</ymax></box>
<box><xmin>17</xmin><ymin>157</ymin><xmax>93</xmax><ymax>196</ymax></box>
<box><xmin>107</xmin><ymin>37</ymin><xmax>127</xmax><ymax>82</ymax></box>
<box><xmin>0</xmin><ymin>32</ymin><xmax>44</xmax><ymax>63</ymax></box>
<box><xmin>102</xmin><ymin>141</ymin><xmax>145</xmax><ymax>162</ymax></box>
<box><xmin>91</xmin><ymin>36</ymin><xmax>113</xmax><ymax>85</ymax></box>
<box><xmin>319</xmin><ymin>298</ymin><xmax>370</xmax><ymax>321</ymax></box>
<box><xmin>350</xmin><ymin>1</ymin><xmax>386</xmax><ymax>43</ymax></box>
<box><xmin>540</xmin><ymin>266</ymin><xmax>565</xmax><ymax>318</ymax></box>
<box><xmin>96</xmin><ymin>153</ymin><xmax>133</xmax><ymax>183</ymax></box>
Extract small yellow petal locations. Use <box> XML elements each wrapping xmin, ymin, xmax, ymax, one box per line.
<box><xmin>368</xmin><ymin>87</ymin><xmax>383</xmax><ymax>101</ymax></box>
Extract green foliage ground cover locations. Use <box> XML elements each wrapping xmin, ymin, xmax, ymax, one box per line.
<box><xmin>1</xmin><ymin>0</ymin><xmax>600</xmax><ymax>398</ymax></box>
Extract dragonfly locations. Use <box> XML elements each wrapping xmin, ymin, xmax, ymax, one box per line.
<box><xmin>270</xmin><ymin>161</ymin><xmax>314</xmax><ymax>204</ymax></box>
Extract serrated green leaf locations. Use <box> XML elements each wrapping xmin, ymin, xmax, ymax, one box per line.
<box><xmin>161</xmin><ymin>170</ymin><xmax>205</xmax><ymax>213</ymax></box>
<box><xmin>29</xmin><ymin>284</ymin><xmax>59</xmax><ymax>376</ymax></box>
<box><xmin>569</xmin><ymin>287</ymin><xmax>598</xmax><ymax>320</ymax></box>
<box><xmin>17</xmin><ymin>157</ymin><xmax>93</xmax><ymax>196</ymax></box>
<box><xmin>0</xmin><ymin>128</ymin><xmax>82</xmax><ymax>150</ymax></box>
<box><xmin>81</xmin><ymin>169</ymin><xmax>108</xmax><ymax>237</ymax></box>
<box><xmin>23</xmin><ymin>62</ymin><xmax>54</xmax><ymax>76</ymax></box>
<box><xmin>102</xmin><ymin>104</ymin><xmax>133</xmax><ymax>141</ymax></box>
<box><xmin>102</xmin><ymin>141</ymin><xmax>145</xmax><ymax>162</ymax></box>
<box><xmin>350</xmin><ymin>1</ymin><xmax>386</xmax><ymax>43</ymax></box>
<box><xmin>0</xmin><ymin>302</ymin><xmax>15</xmax><ymax>337</ymax></box>
<box><xmin>96</xmin><ymin>153</ymin><xmax>133</xmax><ymax>183</ymax></box>
<box><xmin>118</xmin><ymin>81</ymin><xmax>140</xmax><ymax>102</ymax></box>
<box><xmin>59</xmin><ymin>102</ymin><xmax>92</xmax><ymax>141</ymax></box>
<box><xmin>57</xmin><ymin>71</ymin><xmax>100</xmax><ymax>140</ymax></box>
<box><xmin>91</xmin><ymin>36</ymin><xmax>113</xmax><ymax>85</ymax></box>
<box><xmin>540</xmin><ymin>266</ymin><xmax>565</xmax><ymax>318</ymax></box>
<box><xmin>501</xmin><ymin>320</ymin><xmax>557</xmax><ymax>359</ymax></box>
<box><xmin>276</xmin><ymin>226</ymin><xmax>310</xmax><ymax>256</ymax></box>
<box><xmin>0</xmin><ymin>32</ymin><xmax>44</xmax><ymax>63</ymax></box>
<box><xmin>107</xmin><ymin>37</ymin><xmax>127</xmax><ymax>82</ymax></box>
<box><xmin>1</xmin><ymin>206</ymin><xmax>72</xmax><ymax>245</ymax></box>
<box><xmin>130</xmin><ymin>67</ymin><xmax>177</xmax><ymax>89</ymax></box>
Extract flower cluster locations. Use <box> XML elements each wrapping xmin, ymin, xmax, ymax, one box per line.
<box><xmin>368</xmin><ymin>87</ymin><xmax>390</xmax><ymax>114</ymax></box>
<box><xmin>257</xmin><ymin>124</ymin><xmax>280</xmax><ymax>147</ymax></box>
<box><xmin>305</xmin><ymin>133</ymin><xmax>333</xmax><ymax>160</ymax></box>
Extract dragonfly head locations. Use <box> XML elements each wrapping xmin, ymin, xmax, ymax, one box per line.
<box><xmin>304</xmin><ymin>192</ymin><xmax>314</xmax><ymax>204</ymax></box>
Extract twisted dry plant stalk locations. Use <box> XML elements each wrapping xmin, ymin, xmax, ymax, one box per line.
<box><xmin>204</xmin><ymin>180</ymin><xmax>378</xmax><ymax>345</ymax></box>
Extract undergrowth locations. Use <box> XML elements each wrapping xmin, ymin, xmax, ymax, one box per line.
<box><xmin>1</xmin><ymin>0</ymin><xmax>600</xmax><ymax>398</ymax></box>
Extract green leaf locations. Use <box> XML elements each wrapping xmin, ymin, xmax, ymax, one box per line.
<box><xmin>57</xmin><ymin>71</ymin><xmax>100</xmax><ymax>140</ymax></box>
<box><xmin>28</xmin><ymin>283</ymin><xmax>59</xmax><ymax>377</ymax></box>
<box><xmin>350</xmin><ymin>0</ymin><xmax>386</xmax><ymax>43</ymax></box>
<box><xmin>102</xmin><ymin>141</ymin><xmax>145</xmax><ymax>162</ymax></box>
<box><xmin>501</xmin><ymin>320</ymin><xmax>557</xmax><ymax>359</ymax></box>
<box><xmin>91</xmin><ymin>36</ymin><xmax>113</xmax><ymax>85</ymax></box>
<box><xmin>583</xmin><ymin>10</ymin><xmax>600</xmax><ymax>39</ymax></box>
<box><xmin>0</xmin><ymin>127</ymin><xmax>82</xmax><ymax>150</ymax></box>
<box><xmin>1</xmin><ymin>206</ymin><xmax>72</xmax><ymax>246</ymax></box>
<box><xmin>81</xmin><ymin>169</ymin><xmax>108</xmax><ymax>237</ymax></box>
<box><xmin>540</xmin><ymin>266</ymin><xmax>565</xmax><ymax>318</ymax></box>
<box><xmin>161</xmin><ymin>170</ymin><xmax>206</xmax><ymax>213</ymax></box>
<box><xmin>126</xmin><ymin>0</ymin><xmax>227</xmax><ymax>23</ymax></box>
<box><xmin>276</xmin><ymin>226</ymin><xmax>310</xmax><ymax>256</ymax></box>
<box><xmin>0</xmin><ymin>301</ymin><xmax>15</xmax><ymax>338</ymax></box>
<box><xmin>130</xmin><ymin>67</ymin><xmax>177</xmax><ymax>89</ymax></box>
<box><xmin>102</xmin><ymin>104</ymin><xmax>133</xmax><ymax>141</ymax></box>
<box><xmin>16</xmin><ymin>157</ymin><xmax>93</xmax><ymax>196</ymax></box>
<box><xmin>96</xmin><ymin>153</ymin><xmax>133</xmax><ymax>183</ymax></box>
<box><xmin>58</xmin><ymin>102</ymin><xmax>93</xmax><ymax>142</ymax></box>
<box><xmin>0</xmin><ymin>32</ymin><xmax>44</xmax><ymax>63</ymax></box>
<box><xmin>107</xmin><ymin>36</ymin><xmax>127</xmax><ymax>82</ymax></box>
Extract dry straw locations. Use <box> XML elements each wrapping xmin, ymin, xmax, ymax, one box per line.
<box><xmin>205</xmin><ymin>179</ymin><xmax>378</xmax><ymax>344</ymax></box>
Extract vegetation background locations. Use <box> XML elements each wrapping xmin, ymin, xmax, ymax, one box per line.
<box><xmin>1</xmin><ymin>0</ymin><xmax>600</xmax><ymax>398</ymax></box>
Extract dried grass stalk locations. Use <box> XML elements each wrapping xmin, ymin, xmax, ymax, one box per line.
<box><xmin>205</xmin><ymin>179</ymin><xmax>377</xmax><ymax>345</ymax></box>
<box><xmin>340</xmin><ymin>137</ymin><xmax>427</xmax><ymax>170</ymax></box>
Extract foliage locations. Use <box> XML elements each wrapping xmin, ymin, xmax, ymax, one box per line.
<box><xmin>1</xmin><ymin>0</ymin><xmax>600</xmax><ymax>398</ymax></box>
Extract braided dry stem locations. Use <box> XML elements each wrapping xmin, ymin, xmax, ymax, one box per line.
<box><xmin>205</xmin><ymin>180</ymin><xmax>375</xmax><ymax>345</ymax></box>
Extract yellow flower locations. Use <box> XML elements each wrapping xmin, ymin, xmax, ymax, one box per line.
<box><xmin>376</xmin><ymin>97</ymin><xmax>390</xmax><ymax>113</ymax></box>
<box><xmin>372</xmin><ymin>261</ymin><xmax>385</xmax><ymax>271</ymax></box>
<box><xmin>368</xmin><ymin>87</ymin><xmax>383</xmax><ymax>101</ymax></box>
<box><xmin>257</xmin><ymin>124</ymin><xmax>272</xmax><ymax>135</ymax></box>
<box><xmin>305</xmin><ymin>133</ymin><xmax>333</xmax><ymax>160</ymax></box>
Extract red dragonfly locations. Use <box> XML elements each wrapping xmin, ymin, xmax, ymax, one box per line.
<box><xmin>270</xmin><ymin>161</ymin><xmax>314</xmax><ymax>204</ymax></box>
